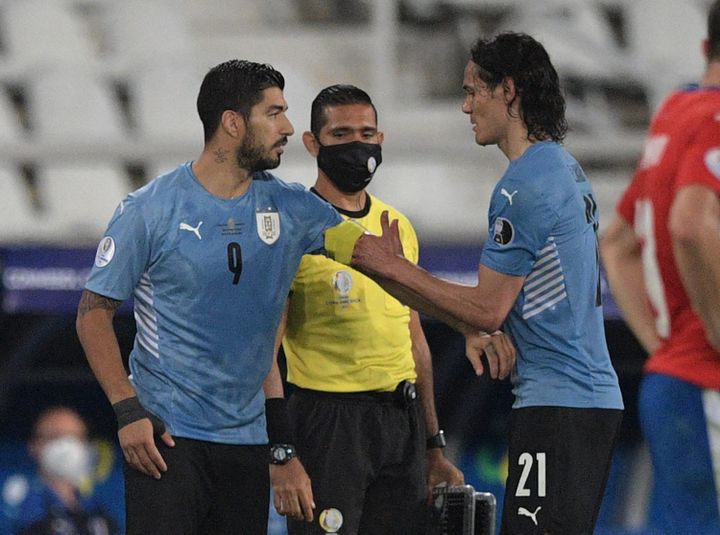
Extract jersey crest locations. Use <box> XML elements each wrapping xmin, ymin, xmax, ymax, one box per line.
<box><xmin>256</xmin><ymin>207</ymin><xmax>280</xmax><ymax>244</ymax></box>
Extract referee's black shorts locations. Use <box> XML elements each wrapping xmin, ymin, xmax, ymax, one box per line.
<box><xmin>287</xmin><ymin>382</ymin><xmax>428</xmax><ymax>535</ymax></box>
<box><xmin>501</xmin><ymin>406</ymin><xmax>622</xmax><ymax>535</ymax></box>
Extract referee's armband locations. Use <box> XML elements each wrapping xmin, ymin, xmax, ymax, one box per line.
<box><xmin>324</xmin><ymin>220</ymin><xmax>369</xmax><ymax>265</ymax></box>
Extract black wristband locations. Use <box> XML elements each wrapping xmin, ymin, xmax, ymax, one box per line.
<box><xmin>426</xmin><ymin>430</ymin><xmax>447</xmax><ymax>449</ymax></box>
<box><xmin>265</xmin><ymin>397</ymin><xmax>293</xmax><ymax>444</ymax></box>
<box><xmin>112</xmin><ymin>396</ymin><xmax>166</xmax><ymax>435</ymax></box>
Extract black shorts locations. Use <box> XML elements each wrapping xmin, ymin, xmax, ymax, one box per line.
<box><xmin>124</xmin><ymin>437</ymin><xmax>269</xmax><ymax>535</ymax></box>
<box><xmin>287</xmin><ymin>383</ymin><xmax>428</xmax><ymax>535</ymax></box>
<box><xmin>501</xmin><ymin>406</ymin><xmax>622</xmax><ymax>535</ymax></box>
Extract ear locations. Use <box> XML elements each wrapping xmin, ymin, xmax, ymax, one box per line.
<box><xmin>302</xmin><ymin>131</ymin><xmax>320</xmax><ymax>157</ymax></box>
<box><xmin>703</xmin><ymin>38</ymin><xmax>710</xmax><ymax>60</ymax></box>
<box><xmin>377</xmin><ymin>131</ymin><xmax>385</xmax><ymax>145</ymax></box>
<box><xmin>501</xmin><ymin>77</ymin><xmax>517</xmax><ymax>104</ymax></box>
<box><xmin>220</xmin><ymin>110</ymin><xmax>245</xmax><ymax>140</ymax></box>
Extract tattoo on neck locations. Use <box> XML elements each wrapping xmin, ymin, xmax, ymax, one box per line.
<box><xmin>77</xmin><ymin>290</ymin><xmax>122</xmax><ymax>317</ymax></box>
<box><xmin>213</xmin><ymin>148</ymin><xmax>229</xmax><ymax>164</ymax></box>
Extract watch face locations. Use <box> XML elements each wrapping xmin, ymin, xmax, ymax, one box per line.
<box><xmin>273</xmin><ymin>447</ymin><xmax>287</xmax><ymax>462</ymax></box>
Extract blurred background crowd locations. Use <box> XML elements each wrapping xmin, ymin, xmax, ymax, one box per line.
<box><xmin>0</xmin><ymin>0</ymin><xmax>712</xmax><ymax>533</ymax></box>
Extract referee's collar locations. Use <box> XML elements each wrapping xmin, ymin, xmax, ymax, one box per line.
<box><xmin>310</xmin><ymin>187</ymin><xmax>372</xmax><ymax>218</ymax></box>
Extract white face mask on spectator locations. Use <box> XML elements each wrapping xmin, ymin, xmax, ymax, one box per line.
<box><xmin>39</xmin><ymin>436</ymin><xmax>92</xmax><ymax>488</ymax></box>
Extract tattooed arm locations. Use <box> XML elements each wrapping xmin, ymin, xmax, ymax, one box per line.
<box><xmin>76</xmin><ymin>289</ymin><xmax>174</xmax><ymax>478</ymax></box>
<box><xmin>76</xmin><ymin>289</ymin><xmax>135</xmax><ymax>403</ymax></box>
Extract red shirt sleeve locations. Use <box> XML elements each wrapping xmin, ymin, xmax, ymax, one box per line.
<box><xmin>616</xmin><ymin>170</ymin><xmax>642</xmax><ymax>225</ymax></box>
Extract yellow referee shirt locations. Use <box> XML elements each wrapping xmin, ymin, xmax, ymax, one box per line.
<box><xmin>283</xmin><ymin>192</ymin><xmax>418</xmax><ymax>392</ymax></box>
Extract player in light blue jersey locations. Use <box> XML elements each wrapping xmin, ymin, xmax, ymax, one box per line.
<box><xmin>482</xmin><ymin>141</ymin><xmax>622</xmax><ymax>411</ymax></box>
<box><xmin>76</xmin><ymin>60</ymin><xmax>341</xmax><ymax>535</ymax></box>
<box><xmin>344</xmin><ymin>33</ymin><xmax>623</xmax><ymax>534</ymax></box>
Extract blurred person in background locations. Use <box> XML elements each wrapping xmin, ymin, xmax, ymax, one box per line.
<box><xmin>600</xmin><ymin>1</ymin><xmax>720</xmax><ymax>532</ymax></box>
<box><xmin>75</xmin><ymin>59</ymin><xmax>342</xmax><ymax>535</ymax></box>
<box><xmin>266</xmin><ymin>84</ymin><xmax>514</xmax><ymax>534</ymax></box>
<box><xmin>334</xmin><ymin>32</ymin><xmax>624</xmax><ymax>534</ymax></box>
<box><xmin>14</xmin><ymin>406</ymin><xmax>118</xmax><ymax>535</ymax></box>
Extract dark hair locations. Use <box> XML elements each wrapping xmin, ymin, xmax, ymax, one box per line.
<box><xmin>196</xmin><ymin>60</ymin><xmax>285</xmax><ymax>142</ymax></box>
<box><xmin>470</xmin><ymin>32</ymin><xmax>567</xmax><ymax>142</ymax></box>
<box><xmin>310</xmin><ymin>84</ymin><xmax>377</xmax><ymax>137</ymax></box>
<box><xmin>709</xmin><ymin>0</ymin><xmax>720</xmax><ymax>60</ymax></box>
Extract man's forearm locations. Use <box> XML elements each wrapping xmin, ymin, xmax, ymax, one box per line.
<box><xmin>76</xmin><ymin>290</ymin><xmax>135</xmax><ymax>404</ymax></box>
<box><xmin>673</xmin><ymin>233</ymin><xmax>720</xmax><ymax>351</ymax></box>
<box><xmin>600</xmin><ymin>216</ymin><xmax>661</xmax><ymax>354</ymax></box>
<box><xmin>603</xmin><ymin>252</ymin><xmax>661</xmax><ymax>354</ymax></box>
<box><xmin>409</xmin><ymin>312</ymin><xmax>440</xmax><ymax>436</ymax></box>
<box><xmin>670</xmin><ymin>185</ymin><xmax>720</xmax><ymax>351</ymax></box>
<box><xmin>376</xmin><ymin>275</ymin><xmax>481</xmax><ymax>335</ymax></box>
<box><xmin>365</xmin><ymin>257</ymin><xmax>505</xmax><ymax>334</ymax></box>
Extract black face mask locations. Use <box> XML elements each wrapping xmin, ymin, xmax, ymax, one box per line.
<box><xmin>317</xmin><ymin>141</ymin><xmax>382</xmax><ymax>193</ymax></box>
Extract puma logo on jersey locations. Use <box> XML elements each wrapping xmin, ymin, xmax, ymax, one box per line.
<box><xmin>518</xmin><ymin>506</ymin><xmax>541</xmax><ymax>526</ymax></box>
<box><xmin>501</xmin><ymin>188</ymin><xmax>518</xmax><ymax>205</ymax></box>
<box><xmin>179</xmin><ymin>221</ymin><xmax>203</xmax><ymax>240</ymax></box>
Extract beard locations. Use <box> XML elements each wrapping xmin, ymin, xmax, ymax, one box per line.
<box><xmin>236</xmin><ymin>127</ymin><xmax>284</xmax><ymax>174</ymax></box>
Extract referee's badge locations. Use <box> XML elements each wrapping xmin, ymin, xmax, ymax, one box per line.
<box><xmin>256</xmin><ymin>207</ymin><xmax>280</xmax><ymax>245</ymax></box>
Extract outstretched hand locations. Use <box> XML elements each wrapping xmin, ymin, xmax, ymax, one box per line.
<box><xmin>465</xmin><ymin>331</ymin><xmax>516</xmax><ymax>379</ymax></box>
<box><xmin>351</xmin><ymin>211</ymin><xmax>404</xmax><ymax>276</ymax></box>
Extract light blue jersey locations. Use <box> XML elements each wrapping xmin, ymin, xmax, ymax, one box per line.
<box><xmin>86</xmin><ymin>163</ymin><xmax>342</xmax><ymax>444</ymax></box>
<box><xmin>480</xmin><ymin>142</ymin><xmax>623</xmax><ymax>409</ymax></box>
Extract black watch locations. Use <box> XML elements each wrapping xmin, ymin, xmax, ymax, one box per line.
<box><xmin>426</xmin><ymin>430</ymin><xmax>446</xmax><ymax>449</ymax></box>
<box><xmin>269</xmin><ymin>443</ymin><xmax>296</xmax><ymax>465</ymax></box>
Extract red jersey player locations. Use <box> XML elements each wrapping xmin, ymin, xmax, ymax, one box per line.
<box><xmin>601</xmin><ymin>1</ymin><xmax>720</xmax><ymax>531</ymax></box>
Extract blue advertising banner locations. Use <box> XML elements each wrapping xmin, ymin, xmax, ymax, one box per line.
<box><xmin>0</xmin><ymin>247</ymin><xmax>132</xmax><ymax>315</ymax></box>
<box><xmin>0</xmin><ymin>245</ymin><xmax>622</xmax><ymax>319</ymax></box>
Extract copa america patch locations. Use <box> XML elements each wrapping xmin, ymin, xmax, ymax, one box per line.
<box><xmin>94</xmin><ymin>236</ymin><xmax>116</xmax><ymax>267</ymax></box>
<box><xmin>492</xmin><ymin>218</ymin><xmax>514</xmax><ymax>246</ymax></box>
<box><xmin>704</xmin><ymin>147</ymin><xmax>720</xmax><ymax>179</ymax></box>
<box><xmin>333</xmin><ymin>270</ymin><xmax>353</xmax><ymax>298</ymax></box>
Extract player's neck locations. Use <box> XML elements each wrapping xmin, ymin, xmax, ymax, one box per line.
<box><xmin>499</xmin><ymin>123</ymin><xmax>534</xmax><ymax>162</ymax></box>
<box><xmin>314</xmin><ymin>174</ymin><xmax>367</xmax><ymax>212</ymax></box>
<box><xmin>701</xmin><ymin>61</ymin><xmax>720</xmax><ymax>87</ymax></box>
<box><xmin>193</xmin><ymin>146</ymin><xmax>253</xmax><ymax>199</ymax></box>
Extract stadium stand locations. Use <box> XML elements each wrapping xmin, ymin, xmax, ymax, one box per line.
<box><xmin>35</xmin><ymin>163</ymin><xmax>132</xmax><ymax>243</ymax></box>
<box><xmin>0</xmin><ymin>0</ymin><xmax>668</xmax><ymax>246</ymax></box>
<box><xmin>0</xmin><ymin>166</ymin><xmax>43</xmax><ymax>245</ymax></box>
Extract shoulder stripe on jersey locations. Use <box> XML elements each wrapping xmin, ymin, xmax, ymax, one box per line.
<box><xmin>522</xmin><ymin>237</ymin><xmax>567</xmax><ymax>320</ymax></box>
<box><xmin>134</xmin><ymin>273</ymin><xmax>160</xmax><ymax>358</ymax></box>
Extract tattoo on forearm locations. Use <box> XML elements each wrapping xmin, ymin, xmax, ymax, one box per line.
<box><xmin>78</xmin><ymin>290</ymin><xmax>122</xmax><ymax>317</ymax></box>
<box><xmin>213</xmin><ymin>148</ymin><xmax>229</xmax><ymax>163</ymax></box>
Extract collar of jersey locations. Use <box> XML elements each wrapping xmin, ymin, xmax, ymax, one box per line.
<box><xmin>310</xmin><ymin>187</ymin><xmax>372</xmax><ymax>218</ymax></box>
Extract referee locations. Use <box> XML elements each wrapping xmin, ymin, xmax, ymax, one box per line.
<box><xmin>267</xmin><ymin>85</ymin><xmax>514</xmax><ymax>534</ymax></box>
